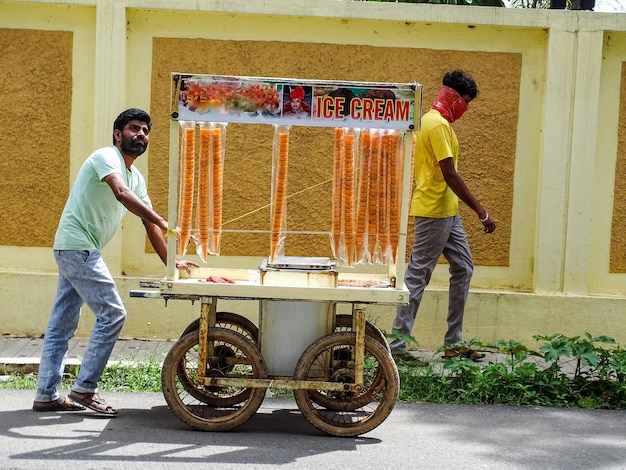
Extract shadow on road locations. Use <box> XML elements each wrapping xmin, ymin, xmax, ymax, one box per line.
<box><xmin>0</xmin><ymin>396</ymin><xmax>381</xmax><ymax>466</ymax></box>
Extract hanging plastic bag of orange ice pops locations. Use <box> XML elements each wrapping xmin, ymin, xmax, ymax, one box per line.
<box><xmin>330</xmin><ymin>127</ymin><xmax>344</xmax><ymax>262</ymax></box>
<box><xmin>269</xmin><ymin>124</ymin><xmax>290</xmax><ymax>262</ymax></box>
<box><xmin>376</xmin><ymin>131</ymin><xmax>392</xmax><ymax>265</ymax></box>
<box><xmin>355</xmin><ymin>129</ymin><xmax>372</xmax><ymax>265</ymax></box>
<box><xmin>329</xmin><ymin>127</ymin><xmax>360</xmax><ymax>267</ymax></box>
<box><xmin>177</xmin><ymin>121</ymin><xmax>196</xmax><ymax>258</ymax></box>
<box><xmin>385</xmin><ymin>130</ymin><xmax>405</xmax><ymax>265</ymax></box>
<box><xmin>196</xmin><ymin>122</ymin><xmax>211</xmax><ymax>262</ymax></box>
<box><xmin>208</xmin><ymin>123</ymin><xmax>227</xmax><ymax>257</ymax></box>
<box><xmin>341</xmin><ymin>128</ymin><xmax>358</xmax><ymax>267</ymax></box>
<box><xmin>366</xmin><ymin>129</ymin><xmax>382</xmax><ymax>264</ymax></box>
<box><xmin>196</xmin><ymin>121</ymin><xmax>227</xmax><ymax>261</ymax></box>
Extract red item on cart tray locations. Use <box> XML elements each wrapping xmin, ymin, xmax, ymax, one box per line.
<box><xmin>202</xmin><ymin>276</ymin><xmax>236</xmax><ymax>284</ymax></box>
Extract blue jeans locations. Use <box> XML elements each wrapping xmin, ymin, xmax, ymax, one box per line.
<box><xmin>390</xmin><ymin>215</ymin><xmax>473</xmax><ymax>353</ymax></box>
<box><xmin>35</xmin><ymin>250</ymin><xmax>126</xmax><ymax>402</ymax></box>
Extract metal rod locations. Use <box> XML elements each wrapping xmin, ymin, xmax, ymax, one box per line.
<box><xmin>353</xmin><ymin>303</ymin><xmax>365</xmax><ymax>390</ymax></box>
<box><xmin>167</xmin><ymin>119</ymin><xmax>180</xmax><ymax>281</ymax></box>
<box><xmin>395</xmin><ymin>129</ymin><xmax>414</xmax><ymax>291</ymax></box>
<box><xmin>200</xmin><ymin>377</ymin><xmax>361</xmax><ymax>392</ymax></box>
<box><xmin>197</xmin><ymin>296</ymin><xmax>217</xmax><ymax>383</ymax></box>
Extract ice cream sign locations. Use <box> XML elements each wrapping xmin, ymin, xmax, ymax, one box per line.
<box><xmin>171</xmin><ymin>73</ymin><xmax>422</xmax><ymax>130</ymax></box>
<box><xmin>314</xmin><ymin>91</ymin><xmax>411</xmax><ymax>123</ymax></box>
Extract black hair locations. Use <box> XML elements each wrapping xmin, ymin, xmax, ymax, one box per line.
<box><xmin>442</xmin><ymin>70</ymin><xmax>478</xmax><ymax>100</ymax></box>
<box><xmin>112</xmin><ymin>108</ymin><xmax>152</xmax><ymax>144</ymax></box>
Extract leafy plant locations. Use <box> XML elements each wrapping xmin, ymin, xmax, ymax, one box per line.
<box><xmin>490</xmin><ymin>338</ymin><xmax>534</xmax><ymax>362</ymax></box>
<box><xmin>534</xmin><ymin>333</ymin><xmax>616</xmax><ymax>379</ymax></box>
<box><xmin>387</xmin><ymin>328</ymin><xmax>420</xmax><ymax>348</ymax></box>
<box><xmin>397</xmin><ymin>332</ymin><xmax>626</xmax><ymax>410</ymax></box>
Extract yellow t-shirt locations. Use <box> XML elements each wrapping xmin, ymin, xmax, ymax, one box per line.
<box><xmin>409</xmin><ymin>109</ymin><xmax>459</xmax><ymax>218</ymax></box>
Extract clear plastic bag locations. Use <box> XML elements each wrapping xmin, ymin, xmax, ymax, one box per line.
<box><xmin>196</xmin><ymin>122</ymin><xmax>227</xmax><ymax>261</ymax></box>
<box><xmin>331</xmin><ymin>128</ymin><xmax>406</xmax><ymax>266</ymax></box>
<box><xmin>269</xmin><ymin>125</ymin><xmax>290</xmax><ymax>262</ymax></box>
<box><xmin>177</xmin><ymin>121</ymin><xmax>196</xmax><ymax>257</ymax></box>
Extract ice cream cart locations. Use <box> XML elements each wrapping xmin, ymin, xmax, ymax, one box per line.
<box><xmin>131</xmin><ymin>73</ymin><xmax>422</xmax><ymax>437</ymax></box>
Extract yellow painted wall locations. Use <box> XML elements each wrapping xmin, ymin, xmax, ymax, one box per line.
<box><xmin>1</xmin><ymin>0</ymin><xmax>626</xmax><ymax>349</ymax></box>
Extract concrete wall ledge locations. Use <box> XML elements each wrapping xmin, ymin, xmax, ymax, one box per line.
<box><xmin>7</xmin><ymin>0</ymin><xmax>626</xmax><ymax>31</ymax></box>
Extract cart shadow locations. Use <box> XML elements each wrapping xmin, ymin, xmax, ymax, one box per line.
<box><xmin>0</xmin><ymin>402</ymin><xmax>381</xmax><ymax>466</ymax></box>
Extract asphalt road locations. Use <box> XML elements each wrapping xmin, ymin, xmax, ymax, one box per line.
<box><xmin>1</xmin><ymin>389</ymin><xmax>625</xmax><ymax>469</ymax></box>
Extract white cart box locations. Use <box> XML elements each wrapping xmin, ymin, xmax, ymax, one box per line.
<box><xmin>259</xmin><ymin>257</ymin><xmax>336</xmax><ymax>376</ymax></box>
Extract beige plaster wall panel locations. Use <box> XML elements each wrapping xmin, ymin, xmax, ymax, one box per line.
<box><xmin>610</xmin><ymin>62</ymin><xmax>626</xmax><ymax>273</ymax></box>
<box><xmin>0</xmin><ymin>29</ymin><xmax>73</xmax><ymax>247</ymax></box>
<box><xmin>588</xmin><ymin>30</ymin><xmax>626</xmax><ymax>296</ymax></box>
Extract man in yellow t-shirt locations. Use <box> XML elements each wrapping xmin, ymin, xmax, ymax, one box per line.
<box><xmin>390</xmin><ymin>70</ymin><xmax>496</xmax><ymax>363</ymax></box>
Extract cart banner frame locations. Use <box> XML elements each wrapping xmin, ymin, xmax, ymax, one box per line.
<box><xmin>171</xmin><ymin>73</ymin><xmax>422</xmax><ymax>130</ymax></box>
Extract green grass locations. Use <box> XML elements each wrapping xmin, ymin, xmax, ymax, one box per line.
<box><xmin>0</xmin><ymin>358</ymin><xmax>164</xmax><ymax>393</ymax></box>
<box><xmin>0</xmin><ymin>372</ymin><xmax>41</xmax><ymax>390</ymax></box>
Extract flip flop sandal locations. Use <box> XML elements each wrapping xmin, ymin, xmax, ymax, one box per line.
<box><xmin>69</xmin><ymin>392</ymin><xmax>118</xmax><ymax>415</ymax></box>
<box><xmin>33</xmin><ymin>396</ymin><xmax>86</xmax><ymax>412</ymax></box>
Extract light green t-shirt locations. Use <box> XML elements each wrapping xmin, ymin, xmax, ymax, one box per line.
<box><xmin>54</xmin><ymin>146</ymin><xmax>151</xmax><ymax>250</ymax></box>
<box><xmin>409</xmin><ymin>109</ymin><xmax>459</xmax><ymax>218</ymax></box>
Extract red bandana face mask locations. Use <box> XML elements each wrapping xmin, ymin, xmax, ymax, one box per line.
<box><xmin>432</xmin><ymin>86</ymin><xmax>468</xmax><ymax>123</ymax></box>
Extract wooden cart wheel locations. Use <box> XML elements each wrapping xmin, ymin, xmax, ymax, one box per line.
<box><xmin>162</xmin><ymin>328</ymin><xmax>267</xmax><ymax>431</ymax></box>
<box><xmin>309</xmin><ymin>315</ymin><xmax>389</xmax><ymax>411</ymax></box>
<box><xmin>293</xmin><ymin>331</ymin><xmax>399</xmax><ymax>437</ymax></box>
<box><xmin>180</xmin><ymin>312</ymin><xmax>259</xmax><ymax>342</ymax></box>
<box><xmin>176</xmin><ymin>313</ymin><xmax>259</xmax><ymax>405</ymax></box>
<box><xmin>334</xmin><ymin>314</ymin><xmax>390</xmax><ymax>351</ymax></box>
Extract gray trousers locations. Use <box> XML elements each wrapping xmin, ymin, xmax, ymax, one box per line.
<box><xmin>390</xmin><ymin>215</ymin><xmax>473</xmax><ymax>353</ymax></box>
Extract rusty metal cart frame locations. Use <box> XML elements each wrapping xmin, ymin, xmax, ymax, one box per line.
<box><xmin>132</xmin><ymin>74</ymin><xmax>422</xmax><ymax>437</ymax></box>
